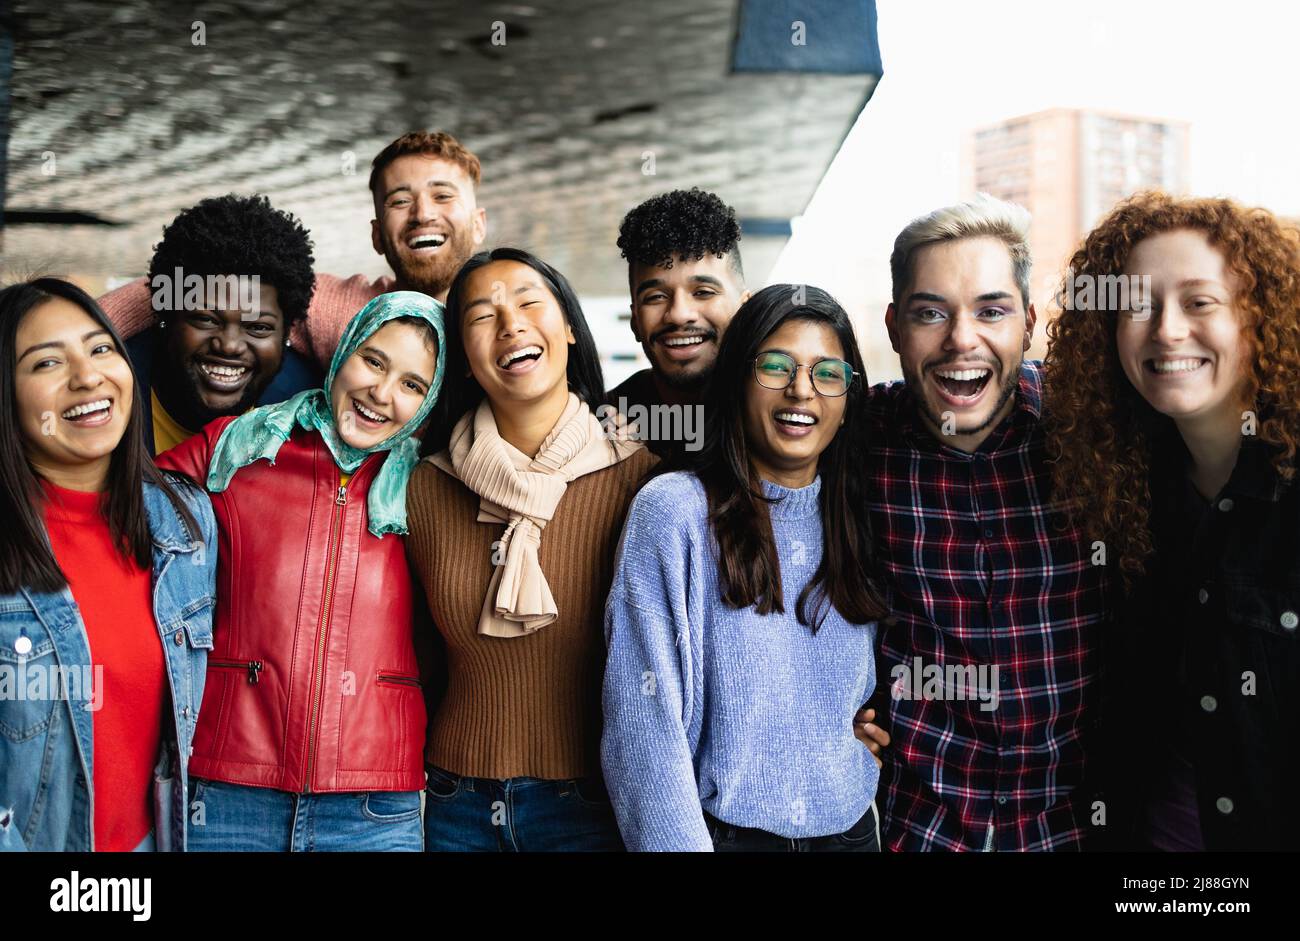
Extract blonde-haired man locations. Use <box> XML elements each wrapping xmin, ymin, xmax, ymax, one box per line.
<box><xmin>860</xmin><ymin>193</ymin><xmax>1106</xmax><ymax>851</ymax></box>
<box><xmin>885</xmin><ymin>192</ymin><xmax>1035</xmax><ymax>451</ymax></box>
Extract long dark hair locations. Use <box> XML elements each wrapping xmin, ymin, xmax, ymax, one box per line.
<box><xmin>422</xmin><ymin>247</ymin><xmax>606</xmax><ymax>456</ymax></box>
<box><xmin>691</xmin><ymin>284</ymin><xmax>886</xmax><ymax>630</ymax></box>
<box><xmin>0</xmin><ymin>278</ymin><xmax>201</xmax><ymax>594</ymax></box>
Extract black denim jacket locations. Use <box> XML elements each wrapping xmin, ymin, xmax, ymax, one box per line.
<box><xmin>1097</xmin><ymin>438</ymin><xmax>1300</xmax><ymax>850</ymax></box>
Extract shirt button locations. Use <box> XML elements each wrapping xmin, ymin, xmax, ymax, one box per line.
<box><xmin>984</xmin><ymin>529</ymin><xmax>994</xmax><ymax>538</ymax></box>
<box><xmin>1200</xmin><ymin>695</ymin><xmax>1217</xmax><ymax>713</ymax></box>
<box><xmin>1217</xmin><ymin>498</ymin><xmax>1234</xmax><ymax>512</ymax></box>
<box><xmin>1197</xmin><ymin>588</ymin><xmax>1209</xmax><ymax>605</ymax></box>
<box><xmin>1216</xmin><ymin>797</ymin><xmax>1234</xmax><ymax>815</ymax></box>
<box><xmin>1281</xmin><ymin>611</ymin><xmax>1298</xmax><ymax>631</ymax></box>
<box><xmin>997</xmin><ymin>796</ymin><xmax>1008</xmax><ymax>805</ymax></box>
<box><xmin>174</xmin><ymin>632</ymin><xmax>185</xmax><ymax>646</ymax></box>
<box><xmin>14</xmin><ymin>635</ymin><xmax>32</xmax><ymax>656</ymax></box>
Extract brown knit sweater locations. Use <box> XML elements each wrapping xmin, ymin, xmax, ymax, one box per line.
<box><xmin>406</xmin><ymin>446</ymin><xmax>659</xmax><ymax>780</ymax></box>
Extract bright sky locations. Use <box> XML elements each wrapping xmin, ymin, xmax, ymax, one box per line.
<box><xmin>771</xmin><ymin>0</ymin><xmax>1299</xmax><ymax>380</ymax></box>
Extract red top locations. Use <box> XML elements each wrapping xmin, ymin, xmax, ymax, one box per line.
<box><xmin>41</xmin><ymin>479</ymin><xmax>164</xmax><ymax>852</ymax></box>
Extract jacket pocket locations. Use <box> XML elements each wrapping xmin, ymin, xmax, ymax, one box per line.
<box><xmin>1223</xmin><ymin>584</ymin><xmax>1299</xmax><ymax>725</ymax></box>
<box><xmin>337</xmin><ymin>672</ymin><xmax>422</xmax><ymax>774</ymax></box>
<box><xmin>376</xmin><ymin>672</ymin><xmax>422</xmax><ymax>690</ymax></box>
<box><xmin>208</xmin><ymin>658</ymin><xmax>265</xmax><ymax>685</ymax></box>
<box><xmin>0</xmin><ymin>614</ymin><xmax>61</xmax><ymax>744</ymax></box>
<box><xmin>1231</xmin><ymin>584</ymin><xmax>1300</xmax><ymax>640</ymax></box>
<box><xmin>171</xmin><ymin>595</ymin><xmax>214</xmax><ymax>649</ymax></box>
<box><xmin>184</xmin><ymin>621</ymin><xmax>214</xmax><ymax>650</ymax></box>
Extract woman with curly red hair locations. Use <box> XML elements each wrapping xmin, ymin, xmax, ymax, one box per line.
<box><xmin>1045</xmin><ymin>190</ymin><xmax>1300</xmax><ymax>851</ymax></box>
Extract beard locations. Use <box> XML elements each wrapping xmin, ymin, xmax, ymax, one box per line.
<box><xmin>384</xmin><ymin>225</ymin><xmax>478</xmax><ymax>297</ymax></box>
<box><xmin>653</xmin><ymin>355</ymin><xmax>712</xmax><ymax>390</ymax></box>
<box><xmin>912</xmin><ymin>357</ymin><xmax>1021</xmax><ymax>440</ymax></box>
<box><xmin>645</xmin><ymin>326</ymin><xmax>719</xmax><ymax>390</ymax></box>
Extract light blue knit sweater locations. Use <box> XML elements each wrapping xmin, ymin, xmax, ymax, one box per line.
<box><xmin>601</xmin><ymin>471</ymin><xmax>878</xmax><ymax>851</ymax></box>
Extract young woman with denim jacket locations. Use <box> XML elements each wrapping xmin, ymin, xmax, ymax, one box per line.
<box><xmin>157</xmin><ymin>292</ymin><xmax>445</xmax><ymax>852</ymax></box>
<box><xmin>0</xmin><ymin>278</ymin><xmax>217</xmax><ymax>852</ymax></box>
<box><xmin>1046</xmin><ymin>192</ymin><xmax>1300</xmax><ymax>850</ymax></box>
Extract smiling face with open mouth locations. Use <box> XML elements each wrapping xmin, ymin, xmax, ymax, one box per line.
<box><xmin>459</xmin><ymin>260</ymin><xmax>576</xmax><ymax>414</ymax></box>
<box><xmin>887</xmin><ymin>236</ymin><xmax>1035</xmax><ymax>452</ymax></box>
<box><xmin>157</xmin><ymin>283</ymin><xmax>286</xmax><ymax>429</ymax></box>
<box><xmin>743</xmin><ymin>319</ymin><xmax>849</xmax><ymax>489</ymax></box>
<box><xmin>630</xmin><ymin>253</ymin><xmax>748</xmax><ymax>392</ymax></box>
<box><xmin>15</xmin><ymin>296</ymin><xmax>134</xmax><ymax>488</ymax></box>
<box><xmin>372</xmin><ymin>155</ymin><xmax>486</xmax><ymax>299</ymax></box>
<box><xmin>329</xmin><ymin>319</ymin><xmax>437</xmax><ymax>451</ymax></box>
<box><xmin>1116</xmin><ymin>228</ymin><xmax>1248</xmax><ymax>430</ymax></box>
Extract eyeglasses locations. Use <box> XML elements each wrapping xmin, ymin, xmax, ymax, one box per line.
<box><xmin>752</xmin><ymin>351</ymin><xmax>859</xmax><ymax>397</ymax></box>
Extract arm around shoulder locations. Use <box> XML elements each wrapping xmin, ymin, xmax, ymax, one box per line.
<box><xmin>98</xmin><ymin>277</ymin><xmax>154</xmax><ymax>341</ymax></box>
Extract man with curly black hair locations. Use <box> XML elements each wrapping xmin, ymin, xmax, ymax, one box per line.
<box><xmin>607</xmin><ymin>188</ymin><xmax>750</xmax><ymax>459</ymax></box>
<box><xmin>122</xmin><ymin>194</ymin><xmax>321</xmax><ymax>453</ymax></box>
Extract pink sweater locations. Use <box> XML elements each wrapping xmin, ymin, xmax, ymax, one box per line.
<box><xmin>98</xmin><ymin>273</ymin><xmax>395</xmax><ymax>369</ymax></box>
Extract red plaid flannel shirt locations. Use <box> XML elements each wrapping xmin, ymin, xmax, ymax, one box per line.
<box><xmin>863</xmin><ymin>362</ymin><xmax>1107</xmax><ymax>851</ymax></box>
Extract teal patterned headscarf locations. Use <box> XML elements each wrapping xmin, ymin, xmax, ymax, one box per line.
<box><xmin>205</xmin><ymin>291</ymin><xmax>446</xmax><ymax>537</ymax></box>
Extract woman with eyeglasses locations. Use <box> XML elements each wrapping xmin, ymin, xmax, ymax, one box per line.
<box><xmin>601</xmin><ymin>284</ymin><xmax>887</xmax><ymax>851</ymax></box>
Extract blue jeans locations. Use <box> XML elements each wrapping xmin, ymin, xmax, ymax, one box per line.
<box><xmin>423</xmin><ymin>764</ymin><xmax>625</xmax><ymax>852</ymax></box>
<box><xmin>187</xmin><ymin>778</ymin><xmax>422</xmax><ymax>852</ymax></box>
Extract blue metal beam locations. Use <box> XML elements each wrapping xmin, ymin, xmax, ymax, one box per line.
<box><xmin>732</xmin><ymin>0</ymin><xmax>882</xmax><ymax>76</ymax></box>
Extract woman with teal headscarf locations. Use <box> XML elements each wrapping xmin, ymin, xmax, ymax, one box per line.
<box><xmin>156</xmin><ymin>291</ymin><xmax>445</xmax><ymax>852</ymax></box>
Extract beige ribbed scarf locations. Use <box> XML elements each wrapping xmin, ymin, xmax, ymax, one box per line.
<box><xmin>430</xmin><ymin>392</ymin><xmax>644</xmax><ymax>637</ymax></box>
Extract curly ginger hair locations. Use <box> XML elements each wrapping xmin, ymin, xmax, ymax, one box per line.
<box><xmin>1044</xmin><ymin>190</ymin><xmax>1300</xmax><ymax>584</ymax></box>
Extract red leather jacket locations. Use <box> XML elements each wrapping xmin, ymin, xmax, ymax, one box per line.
<box><xmin>158</xmin><ymin>417</ymin><xmax>425</xmax><ymax>793</ymax></box>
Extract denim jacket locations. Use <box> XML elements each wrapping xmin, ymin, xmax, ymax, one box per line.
<box><xmin>0</xmin><ymin>476</ymin><xmax>216</xmax><ymax>851</ymax></box>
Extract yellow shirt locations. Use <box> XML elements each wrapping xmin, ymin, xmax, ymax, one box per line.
<box><xmin>151</xmin><ymin>389</ymin><xmax>196</xmax><ymax>455</ymax></box>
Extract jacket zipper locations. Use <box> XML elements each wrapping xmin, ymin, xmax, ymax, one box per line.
<box><xmin>304</xmin><ymin>483</ymin><xmax>347</xmax><ymax>790</ymax></box>
<box><xmin>376</xmin><ymin>673</ymin><xmax>422</xmax><ymax>689</ymax></box>
<box><xmin>209</xmin><ymin>658</ymin><xmax>264</xmax><ymax>684</ymax></box>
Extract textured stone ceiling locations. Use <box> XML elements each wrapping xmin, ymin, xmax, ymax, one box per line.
<box><xmin>4</xmin><ymin>0</ymin><xmax>877</xmax><ymax>294</ymax></box>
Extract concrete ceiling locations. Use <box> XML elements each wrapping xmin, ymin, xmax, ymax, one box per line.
<box><xmin>3</xmin><ymin>0</ymin><xmax>879</xmax><ymax>294</ymax></box>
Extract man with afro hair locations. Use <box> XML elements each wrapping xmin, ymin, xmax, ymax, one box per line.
<box><xmin>607</xmin><ymin>187</ymin><xmax>749</xmax><ymax>459</ymax></box>
<box><xmin>113</xmin><ymin>194</ymin><xmax>321</xmax><ymax>453</ymax></box>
